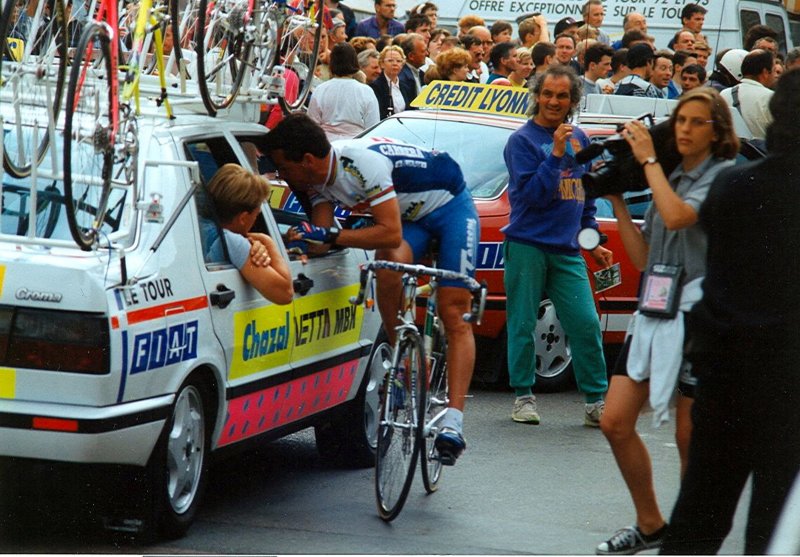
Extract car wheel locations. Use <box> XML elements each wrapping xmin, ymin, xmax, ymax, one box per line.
<box><xmin>533</xmin><ymin>299</ymin><xmax>575</xmax><ymax>392</ymax></box>
<box><xmin>473</xmin><ymin>299</ymin><xmax>575</xmax><ymax>392</ymax></box>
<box><xmin>314</xmin><ymin>329</ymin><xmax>388</xmax><ymax>468</ymax></box>
<box><xmin>146</xmin><ymin>377</ymin><xmax>211</xmax><ymax>540</ymax></box>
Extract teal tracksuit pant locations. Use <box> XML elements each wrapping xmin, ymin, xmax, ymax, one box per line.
<box><xmin>503</xmin><ymin>239</ymin><xmax>607</xmax><ymax>402</ymax></box>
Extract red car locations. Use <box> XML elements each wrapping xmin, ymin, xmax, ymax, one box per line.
<box><xmin>362</xmin><ymin>106</ymin><xmax>643</xmax><ymax>391</ymax></box>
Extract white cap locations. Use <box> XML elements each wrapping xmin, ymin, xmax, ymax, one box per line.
<box><xmin>719</xmin><ymin>49</ymin><xmax>749</xmax><ymax>82</ymax></box>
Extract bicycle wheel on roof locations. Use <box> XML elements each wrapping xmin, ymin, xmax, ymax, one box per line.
<box><xmin>63</xmin><ymin>22</ymin><xmax>117</xmax><ymax>250</ymax></box>
<box><xmin>194</xmin><ymin>0</ymin><xmax>251</xmax><ymax>116</ymax></box>
<box><xmin>0</xmin><ymin>0</ymin><xmax>67</xmax><ymax>178</ymax></box>
<box><xmin>276</xmin><ymin>0</ymin><xmax>323</xmax><ymax>113</ymax></box>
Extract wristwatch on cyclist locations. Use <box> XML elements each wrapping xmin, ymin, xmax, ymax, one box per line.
<box><xmin>642</xmin><ymin>156</ymin><xmax>658</xmax><ymax>167</ymax></box>
<box><xmin>327</xmin><ymin>227</ymin><xmax>340</xmax><ymax>245</ymax></box>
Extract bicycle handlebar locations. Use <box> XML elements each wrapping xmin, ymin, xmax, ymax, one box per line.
<box><xmin>349</xmin><ymin>260</ymin><xmax>488</xmax><ymax>325</ymax></box>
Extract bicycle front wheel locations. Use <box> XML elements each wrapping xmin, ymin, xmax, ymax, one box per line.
<box><xmin>375</xmin><ymin>334</ymin><xmax>425</xmax><ymax>521</ymax></box>
<box><xmin>276</xmin><ymin>0</ymin><xmax>323</xmax><ymax>113</ymax></box>
<box><xmin>420</xmin><ymin>328</ymin><xmax>448</xmax><ymax>494</ymax></box>
<box><xmin>0</xmin><ymin>0</ymin><xmax>67</xmax><ymax>178</ymax></box>
<box><xmin>195</xmin><ymin>0</ymin><xmax>251</xmax><ymax>115</ymax></box>
<box><xmin>63</xmin><ymin>22</ymin><xmax>116</xmax><ymax>250</ymax></box>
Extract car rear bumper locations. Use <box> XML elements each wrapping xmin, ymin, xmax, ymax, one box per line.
<box><xmin>0</xmin><ymin>395</ymin><xmax>173</xmax><ymax>466</ymax></box>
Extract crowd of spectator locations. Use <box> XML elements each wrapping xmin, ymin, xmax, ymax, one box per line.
<box><xmin>269</xmin><ymin>0</ymin><xmax>799</xmax><ymax>143</ymax></box>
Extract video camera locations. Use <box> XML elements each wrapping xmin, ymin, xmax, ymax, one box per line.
<box><xmin>577</xmin><ymin>114</ymin><xmax>680</xmax><ymax>199</ymax></box>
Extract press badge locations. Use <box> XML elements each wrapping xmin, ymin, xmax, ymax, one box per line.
<box><xmin>638</xmin><ymin>263</ymin><xmax>684</xmax><ymax>319</ymax></box>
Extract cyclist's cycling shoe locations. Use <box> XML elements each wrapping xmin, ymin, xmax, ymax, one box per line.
<box><xmin>434</xmin><ymin>428</ymin><xmax>466</xmax><ymax>466</ymax></box>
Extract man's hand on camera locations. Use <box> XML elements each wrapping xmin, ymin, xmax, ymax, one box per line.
<box><xmin>591</xmin><ymin>245</ymin><xmax>614</xmax><ymax>269</ymax></box>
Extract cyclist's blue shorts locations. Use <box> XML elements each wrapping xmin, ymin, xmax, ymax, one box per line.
<box><xmin>402</xmin><ymin>189</ymin><xmax>480</xmax><ymax>289</ymax></box>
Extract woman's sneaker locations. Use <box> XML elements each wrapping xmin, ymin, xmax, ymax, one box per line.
<box><xmin>595</xmin><ymin>524</ymin><xmax>667</xmax><ymax>555</ymax></box>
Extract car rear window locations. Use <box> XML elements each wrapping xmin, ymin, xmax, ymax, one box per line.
<box><xmin>363</xmin><ymin>117</ymin><xmax>512</xmax><ymax>199</ymax></box>
<box><xmin>1</xmin><ymin>138</ymin><xmax>128</xmax><ymax>243</ymax></box>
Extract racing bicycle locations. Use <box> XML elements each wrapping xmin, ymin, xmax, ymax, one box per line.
<box><xmin>193</xmin><ymin>0</ymin><xmax>324</xmax><ymax>116</ymax></box>
<box><xmin>351</xmin><ymin>259</ymin><xmax>486</xmax><ymax>521</ymax></box>
<box><xmin>63</xmin><ymin>0</ymin><xmax>176</xmax><ymax>250</ymax></box>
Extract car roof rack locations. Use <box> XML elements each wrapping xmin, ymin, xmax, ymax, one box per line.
<box><xmin>134</xmin><ymin>72</ymin><xmax>269</xmax><ymax>123</ymax></box>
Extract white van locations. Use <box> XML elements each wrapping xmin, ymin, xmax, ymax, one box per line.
<box><xmin>347</xmin><ymin>0</ymin><xmax>794</xmax><ymax>55</ymax></box>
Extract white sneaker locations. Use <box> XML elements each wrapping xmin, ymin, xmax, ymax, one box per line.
<box><xmin>584</xmin><ymin>400</ymin><xmax>605</xmax><ymax>427</ymax></box>
<box><xmin>512</xmin><ymin>395</ymin><xmax>540</xmax><ymax>424</ymax></box>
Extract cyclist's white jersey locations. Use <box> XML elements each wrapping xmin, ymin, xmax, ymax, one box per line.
<box><xmin>308</xmin><ymin>136</ymin><xmax>466</xmax><ymax>221</ymax></box>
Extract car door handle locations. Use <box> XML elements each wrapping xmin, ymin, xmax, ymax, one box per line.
<box><xmin>293</xmin><ymin>273</ymin><xmax>314</xmax><ymax>296</ymax></box>
<box><xmin>210</xmin><ymin>285</ymin><xmax>236</xmax><ymax>308</ymax></box>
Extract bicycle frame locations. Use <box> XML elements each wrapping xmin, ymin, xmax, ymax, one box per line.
<box><xmin>72</xmin><ymin>0</ymin><xmax>174</xmax><ymax>139</ymax></box>
<box><xmin>71</xmin><ymin>0</ymin><xmax>121</xmax><ymax>141</ymax></box>
<box><xmin>123</xmin><ymin>0</ymin><xmax>174</xmax><ymax>116</ymax></box>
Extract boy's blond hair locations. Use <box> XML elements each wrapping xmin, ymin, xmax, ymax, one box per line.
<box><xmin>206</xmin><ymin>164</ymin><xmax>270</xmax><ymax>223</ymax></box>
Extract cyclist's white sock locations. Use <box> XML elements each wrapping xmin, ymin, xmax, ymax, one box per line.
<box><xmin>440</xmin><ymin>408</ymin><xmax>463</xmax><ymax>434</ymax></box>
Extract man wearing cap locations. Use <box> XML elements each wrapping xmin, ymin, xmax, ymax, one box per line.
<box><xmin>707</xmin><ymin>48</ymin><xmax>747</xmax><ymax>92</ymax></box>
<box><xmin>614</xmin><ymin>43</ymin><xmax>663</xmax><ymax>98</ymax></box>
<box><xmin>354</xmin><ymin>0</ymin><xmax>404</xmax><ymax>39</ymax></box>
<box><xmin>554</xmin><ymin>17</ymin><xmax>579</xmax><ymax>42</ymax></box>
<box><xmin>720</xmin><ymin>49</ymin><xmax>775</xmax><ymax>141</ymax></box>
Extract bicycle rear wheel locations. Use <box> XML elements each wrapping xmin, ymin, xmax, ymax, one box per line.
<box><xmin>276</xmin><ymin>0</ymin><xmax>322</xmax><ymax>113</ymax></box>
<box><xmin>63</xmin><ymin>22</ymin><xmax>116</xmax><ymax>250</ymax></box>
<box><xmin>375</xmin><ymin>334</ymin><xmax>425</xmax><ymax>521</ymax></box>
<box><xmin>420</xmin><ymin>327</ymin><xmax>448</xmax><ymax>494</ymax></box>
<box><xmin>194</xmin><ymin>0</ymin><xmax>251</xmax><ymax>116</ymax></box>
<box><xmin>0</xmin><ymin>0</ymin><xmax>67</xmax><ymax>178</ymax></box>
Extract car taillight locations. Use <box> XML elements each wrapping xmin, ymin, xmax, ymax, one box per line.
<box><xmin>0</xmin><ymin>306</ymin><xmax>110</xmax><ymax>374</ymax></box>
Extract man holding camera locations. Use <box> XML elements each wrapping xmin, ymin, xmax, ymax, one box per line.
<box><xmin>502</xmin><ymin>65</ymin><xmax>612</xmax><ymax>426</ymax></box>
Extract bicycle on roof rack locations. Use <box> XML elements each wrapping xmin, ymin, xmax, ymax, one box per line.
<box><xmin>63</xmin><ymin>0</ymin><xmax>176</xmax><ymax>250</ymax></box>
<box><xmin>192</xmin><ymin>0</ymin><xmax>324</xmax><ymax>116</ymax></box>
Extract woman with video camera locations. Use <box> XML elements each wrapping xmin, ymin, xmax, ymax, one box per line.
<box><xmin>595</xmin><ymin>88</ymin><xmax>739</xmax><ymax>556</ymax></box>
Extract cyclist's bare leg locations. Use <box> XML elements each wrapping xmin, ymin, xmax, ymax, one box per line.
<box><xmin>375</xmin><ymin>241</ymin><xmax>414</xmax><ymax>345</ymax></box>
<box><xmin>436</xmin><ymin>286</ymin><xmax>475</xmax><ymax>412</ymax></box>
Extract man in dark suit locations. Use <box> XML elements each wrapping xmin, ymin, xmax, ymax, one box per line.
<box><xmin>399</xmin><ymin>33</ymin><xmax>427</xmax><ymax>99</ymax></box>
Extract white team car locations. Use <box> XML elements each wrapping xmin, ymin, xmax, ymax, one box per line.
<box><xmin>0</xmin><ymin>114</ymin><xmax>384</xmax><ymax>538</ymax></box>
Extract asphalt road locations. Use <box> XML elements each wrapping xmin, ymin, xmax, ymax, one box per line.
<box><xmin>0</xmin><ymin>388</ymin><xmax>750</xmax><ymax>554</ymax></box>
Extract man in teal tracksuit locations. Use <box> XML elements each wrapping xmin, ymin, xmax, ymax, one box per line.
<box><xmin>502</xmin><ymin>64</ymin><xmax>611</xmax><ymax>426</ymax></box>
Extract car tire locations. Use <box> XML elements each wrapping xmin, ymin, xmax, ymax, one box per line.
<box><xmin>145</xmin><ymin>376</ymin><xmax>212</xmax><ymax>540</ymax></box>
<box><xmin>314</xmin><ymin>330</ymin><xmax>388</xmax><ymax>468</ymax></box>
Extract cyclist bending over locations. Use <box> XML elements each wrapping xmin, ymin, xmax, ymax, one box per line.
<box><xmin>262</xmin><ymin>114</ymin><xmax>480</xmax><ymax>465</ymax></box>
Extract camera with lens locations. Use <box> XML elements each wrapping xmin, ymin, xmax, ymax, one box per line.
<box><xmin>578</xmin><ymin>115</ymin><xmax>679</xmax><ymax>199</ymax></box>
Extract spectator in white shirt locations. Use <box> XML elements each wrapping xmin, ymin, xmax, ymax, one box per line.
<box><xmin>308</xmin><ymin>43</ymin><xmax>380</xmax><ymax>140</ymax></box>
<box><xmin>720</xmin><ymin>49</ymin><xmax>776</xmax><ymax>140</ymax></box>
